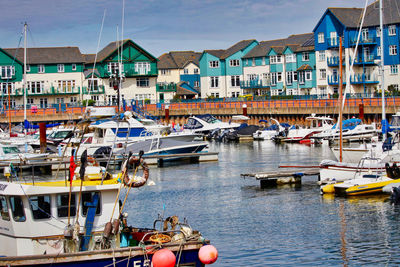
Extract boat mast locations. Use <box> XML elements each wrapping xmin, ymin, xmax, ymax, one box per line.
<box><xmin>23</xmin><ymin>22</ymin><xmax>27</xmax><ymax>126</ymax></box>
<box><xmin>339</xmin><ymin>36</ymin><xmax>343</xmax><ymax>162</ymax></box>
<box><xmin>379</xmin><ymin>0</ymin><xmax>386</xmax><ymax>140</ymax></box>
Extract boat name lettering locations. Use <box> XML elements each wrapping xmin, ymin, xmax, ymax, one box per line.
<box><xmin>0</xmin><ymin>184</ymin><xmax>7</xmax><ymax>191</ymax></box>
<box><xmin>133</xmin><ymin>260</ymin><xmax>151</xmax><ymax>267</ymax></box>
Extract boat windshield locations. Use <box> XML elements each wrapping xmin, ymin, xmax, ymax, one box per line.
<box><xmin>48</xmin><ymin>130</ymin><xmax>72</xmax><ymax>139</ymax></box>
<box><xmin>200</xmin><ymin>115</ymin><xmax>220</xmax><ymax>124</ymax></box>
<box><xmin>3</xmin><ymin>146</ymin><xmax>21</xmax><ymax>154</ymax></box>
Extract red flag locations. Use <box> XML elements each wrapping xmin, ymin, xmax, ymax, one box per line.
<box><xmin>69</xmin><ymin>155</ymin><xmax>77</xmax><ymax>185</ymax></box>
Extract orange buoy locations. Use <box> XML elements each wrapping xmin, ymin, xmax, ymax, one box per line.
<box><xmin>152</xmin><ymin>248</ymin><xmax>176</xmax><ymax>267</ymax></box>
<box><xmin>198</xmin><ymin>245</ymin><xmax>218</xmax><ymax>264</ymax></box>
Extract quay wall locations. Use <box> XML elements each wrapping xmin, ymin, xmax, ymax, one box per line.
<box><xmin>0</xmin><ymin>97</ymin><xmax>397</xmax><ymax>126</ymax></box>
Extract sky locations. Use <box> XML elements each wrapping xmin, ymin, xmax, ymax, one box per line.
<box><xmin>0</xmin><ymin>0</ymin><xmax>368</xmax><ymax>57</ymax></box>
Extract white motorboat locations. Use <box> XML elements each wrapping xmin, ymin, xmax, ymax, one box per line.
<box><xmin>253</xmin><ymin>119</ymin><xmax>285</xmax><ymax>140</ymax></box>
<box><xmin>183</xmin><ymin>114</ymin><xmax>240</xmax><ymax>134</ymax></box>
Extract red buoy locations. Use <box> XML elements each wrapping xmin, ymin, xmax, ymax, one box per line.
<box><xmin>198</xmin><ymin>245</ymin><xmax>218</xmax><ymax>264</ymax></box>
<box><xmin>152</xmin><ymin>248</ymin><xmax>176</xmax><ymax>267</ymax></box>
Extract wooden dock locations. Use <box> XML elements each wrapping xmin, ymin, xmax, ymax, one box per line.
<box><xmin>241</xmin><ymin>168</ymin><xmax>320</xmax><ymax>188</ymax></box>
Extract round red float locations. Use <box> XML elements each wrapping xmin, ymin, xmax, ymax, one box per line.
<box><xmin>152</xmin><ymin>248</ymin><xmax>176</xmax><ymax>267</ymax></box>
<box><xmin>198</xmin><ymin>245</ymin><xmax>218</xmax><ymax>264</ymax></box>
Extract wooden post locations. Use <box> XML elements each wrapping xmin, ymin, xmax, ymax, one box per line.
<box><xmin>39</xmin><ymin>122</ymin><xmax>46</xmax><ymax>153</ymax></box>
<box><xmin>165</xmin><ymin>105</ymin><xmax>170</xmax><ymax>125</ymax></box>
<box><xmin>243</xmin><ymin>104</ymin><xmax>247</xmax><ymax>116</ymax></box>
<box><xmin>359</xmin><ymin>103</ymin><xmax>364</xmax><ymax>121</ymax></box>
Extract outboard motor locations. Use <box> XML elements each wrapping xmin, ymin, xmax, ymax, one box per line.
<box><xmin>386</xmin><ymin>163</ymin><xmax>394</xmax><ymax>178</ymax></box>
<box><xmin>390</xmin><ymin>186</ymin><xmax>400</xmax><ymax>204</ymax></box>
<box><xmin>393</xmin><ymin>163</ymin><xmax>400</xmax><ymax>179</ymax></box>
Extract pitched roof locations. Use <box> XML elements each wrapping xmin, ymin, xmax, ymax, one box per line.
<box><xmin>220</xmin><ymin>39</ymin><xmax>257</xmax><ymax>59</ymax></box>
<box><xmin>83</xmin><ymin>54</ymin><xmax>96</xmax><ymax>64</ymax></box>
<box><xmin>243</xmin><ymin>33</ymin><xmax>313</xmax><ymax>58</ymax></box>
<box><xmin>328</xmin><ymin>8</ymin><xmax>363</xmax><ymax>28</ymax></box>
<box><xmin>363</xmin><ymin>0</ymin><xmax>400</xmax><ymax>27</ymax></box>
<box><xmin>203</xmin><ymin>49</ymin><xmax>225</xmax><ymax>59</ymax></box>
<box><xmin>3</xmin><ymin>47</ymin><xmax>84</xmax><ymax>64</ymax></box>
<box><xmin>176</xmin><ymin>81</ymin><xmax>199</xmax><ymax>95</ymax></box>
<box><xmin>297</xmin><ymin>64</ymin><xmax>313</xmax><ymax>71</ymax></box>
<box><xmin>158</xmin><ymin>51</ymin><xmax>201</xmax><ymax>69</ymax></box>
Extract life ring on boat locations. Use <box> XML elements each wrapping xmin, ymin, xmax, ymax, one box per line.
<box><xmin>122</xmin><ymin>156</ymin><xmax>149</xmax><ymax>187</ymax></box>
<box><xmin>149</xmin><ymin>233</ymin><xmax>171</xmax><ymax>244</ymax></box>
<box><xmin>87</xmin><ymin>156</ymin><xmax>99</xmax><ymax>167</ymax></box>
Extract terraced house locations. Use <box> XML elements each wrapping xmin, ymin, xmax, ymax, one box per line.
<box><xmin>314</xmin><ymin>0</ymin><xmax>400</xmax><ymax>97</ymax></box>
<box><xmin>157</xmin><ymin>51</ymin><xmax>201</xmax><ymax>102</ymax></box>
<box><xmin>0</xmin><ymin>46</ymin><xmax>85</xmax><ymax>108</ymax></box>
<box><xmin>199</xmin><ymin>40</ymin><xmax>258</xmax><ymax>98</ymax></box>
<box><xmin>84</xmin><ymin>39</ymin><xmax>158</xmax><ymax>105</ymax></box>
<box><xmin>241</xmin><ymin>33</ymin><xmax>316</xmax><ymax>96</ymax></box>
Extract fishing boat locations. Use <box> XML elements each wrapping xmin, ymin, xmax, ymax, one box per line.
<box><xmin>0</xmin><ymin>154</ymin><xmax>217</xmax><ymax>266</ymax></box>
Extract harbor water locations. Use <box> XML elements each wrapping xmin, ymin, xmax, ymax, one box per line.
<box><xmin>124</xmin><ymin>141</ymin><xmax>400</xmax><ymax>266</ymax></box>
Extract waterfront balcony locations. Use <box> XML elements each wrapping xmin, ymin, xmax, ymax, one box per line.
<box><xmin>240</xmin><ymin>80</ymin><xmax>270</xmax><ymax>89</ymax></box>
<box><xmin>82</xmin><ymin>85</ymin><xmax>105</xmax><ymax>95</ymax></box>
<box><xmin>350</xmin><ymin>73</ymin><xmax>379</xmax><ymax>84</ymax></box>
<box><xmin>327</xmin><ymin>75</ymin><xmax>347</xmax><ymax>85</ymax></box>
<box><xmin>350</xmin><ymin>35</ymin><xmax>377</xmax><ymax>46</ymax></box>
<box><xmin>350</xmin><ymin>55</ymin><xmax>378</xmax><ymax>65</ymax></box>
<box><xmin>326</xmin><ymin>37</ymin><xmax>339</xmax><ymax>48</ymax></box>
<box><xmin>156</xmin><ymin>83</ymin><xmax>177</xmax><ymax>92</ymax></box>
<box><xmin>327</xmin><ymin>56</ymin><xmax>345</xmax><ymax>67</ymax></box>
<box><xmin>3</xmin><ymin>86</ymin><xmax>81</xmax><ymax>97</ymax></box>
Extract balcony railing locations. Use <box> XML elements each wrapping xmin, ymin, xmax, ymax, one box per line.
<box><xmin>350</xmin><ymin>55</ymin><xmax>378</xmax><ymax>65</ymax></box>
<box><xmin>350</xmin><ymin>74</ymin><xmax>379</xmax><ymax>84</ymax></box>
<box><xmin>156</xmin><ymin>83</ymin><xmax>177</xmax><ymax>92</ymax></box>
<box><xmin>1</xmin><ymin>86</ymin><xmax>81</xmax><ymax>97</ymax></box>
<box><xmin>240</xmin><ymin>80</ymin><xmax>270</xmax><ymax>89</ymax></box>
<box><xmin>350</xmin><ymin>35</ymin><xmax>377</xmax><ymax>46</ymax></box>
<box><xmin>326</xmin><ymin>37</ymin><xmax>339</xmax><ymax>48</ymax></box>
<box><xmin>82</xmin><ymin>85</ymin><xmax>105</xmax><ymax>94</ymax></box>
<box><xmin>327</xmin><ymin>56</ymin><xmax>345</xmax><ymax>67</ymax></box>
<box><xmin>327</xmin><ymin>75</ymin><xmax>347</xmax><ymax>85</ymax></box>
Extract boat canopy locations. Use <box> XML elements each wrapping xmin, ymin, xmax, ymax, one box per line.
<box><xmin>332</xmin><ymin>118</ymin><xmax>362</xmax><ymax>130</ymax></box>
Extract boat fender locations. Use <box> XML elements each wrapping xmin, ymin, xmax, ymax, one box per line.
<box><xmin>87</xmin><ymin>156</ymin><xmax>99</xmax><ymax>167</ymax></box>
<box><xmin>73</xmin><ymin>222</ymin><xmax>80</xmax><ymax>242</ymax></box>
<box><xmin>123</xmin><ymin>157</ymin><xmax>149</xmax><ymax>187</ymax></box>
<box><xmin>111</xmin><ymin>219</ymin><xmax>120</xmax><ymax>235</ymax></box>
<box><xmin>103</xmin><ymin>221</ymin><xmax>112</xmax><ymax>239</ymax></box>
<box><xmin>64</xmin><ymin>224</ymin><xmax>74</xmax><ymax>239</ymax></box>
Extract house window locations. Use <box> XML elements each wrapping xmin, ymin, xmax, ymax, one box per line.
<box><xmin>231</xmin><ymin>75</ymin><xmax>240</xmax><ymax>87</ymax></box>
<box><xmin>57</xmin><ymin>194</ymin><xmax>76</xmax><ymax>217</ymax></box>
<box><xmin>362</xmin><ymin>29</ymin><xmax>369</xmax><ymax>41</ymax></box>
<box><xmin>72</xmin><ymin>64</ymin><xmax>77</xmax><ymax>71</ymax></box>
<box><xmin>319</xmin><ymin>51</ymin><xmax>326</xmax><ymax>62</ymax></box>
<box><xmin>210</xmin><ymin>76</ymin><xmax>219</xmax><ymax>88</ymax></box>
<box><xmin>319</xmin><ymin>69</ymin><xmax>326</xmax><ymax>80</ymax></box>
<box><xmin>0</xmin><ymin>196</ymin><xmax>10</xmax><ymax>221</ymax></box>
<box><xmin>91</xmin><ymin>95</ymin><xmax>99</xmax><ymax>101</ymax></box>
<box><xmin>209</xmin><ymin>61</ymin><xmax>219</xmax><ymax>68</ymax></box>
<box><xmin>232</xmin><ymin>92</ymin><xmax>240</xmax><ymax>97</ymax></box>
<box><xmin>29</xmin><ymin>195</ymin><xmax>51</xmax><ymax>220</ymax></box>
<box><xmin>305</xmin><ymin>71</ymin><xmax>312</xmax><ymax>81</ymax></box>
<box><xmin>0</xmin><ymin>66</ymin><xmax>15</xmax><ymax>79</ymax></box>
<box><xmin>40</xmin><ymin>98</ymin><xmax>48</xmax><ymax>108</ymax></box>
<box><xmin>9</xmin><ymin>196</ymin><xmax>25</xmax><ymax>222</ymax></box>
<box><xmin>194</xmin><ymin>81</ymin><xmax>200</xmax><ymax>87</ymax></box>
<box><xmin>262</xmin><ymin>57</ymin><xmax>266</xmax><ymax>65</ymax></box>
<box><xmin>70</xmin><ymin>96</ymin><xmax>77</xmax><ymax>103</ymax></box>
<box><xmin>160</xmin><ymin>69</ymin><xmax>170</xmax><ymax>75</ymax></box>
<box><xmin>38</xmin><ymin>65</ymin><xmax>45</xmax><ymax>73</ymax></box>
<box><xmin>270</xmin><ymin>55</ymin><xmax>282</xmax><ymax>64</ymax></box>
<box><xmin>390</xmin><ymin>65</ymin><xmax>398</xmax><ymax>75</ymax></box>
<box><xmin>1</xmin><ymin>82</ymin><xmax>15</xmax><ymax>95</ymax></box>
<box><xmin>390</xmin><ymin>45</ymin><xmax>398</xmax><ymax>55</ymax></box>
<box><xmin>184</xmin><ymin>69</ymin><xmax>189</xmax><ymax>74</ymax></box>
<box><xmin>136</xmin><ymin>77</ymin><xmax>149</xmax><ymax>87</ymax></box>
<box><xmin>107</xmin><ymin>62</ymin><xmax>123</xmax><ymax>75</ymax></box>
<box><xmin>252</xmin><ymin>58</ymin><xmax>255</xmax><ymax>66</ymax></box>
<box><xmin>286</xmin><ymin>72</ymin><xmax>293</xmax><ymax>85</ymax></box>
<box><xmin>211</xmin><ymin>93</ymin><xmax>220</xmax><ymax>98</ymax></box>
<box><xmin>330</xmin><ymin>32</ymin><xmax>338</xmax><ymax>46</ymax></box>
<box><xmin>299</xmin><ymin>72</ymin><xmax>305</xmax><ymax>84</ymax></box>
<box><xmin>376</xmin><ymin>27</ymin><xmax>381</xmax><ymax>37</ymax></box>
<box><xmin>229</xmin><ymin>59</ymin><xmax>240</xmax><ymax>67</ymax></box>
<box><xmin>302</xmin><ymin>52</ymin><xmax>310</xmax><ymax>61</ymax></box>
<box><xmin>194</xmin><ymin>68</ymin><xmax>199</xmax><ymax>74</ymax></box>
<box><xmin>134</xmin><ymin>62</ymin><xmax>149</xmax><ymax>75</ymax></box>
<box><xmin>56</xmin><ymin>98</ymin><xmax>64</xmax><ymax>104</ymax></box>
<box><xmin>377</xmin><ymin>46</ymin><xmax>382</xmax><ymax>56</ymax></box>
<box><xmin>27</xmin><ymin>98</ymin><xmax>34</xmax><ymax>104</ymax></box>
<box><xmin>57</xmin><ymin>64</ymin><xmax>64</xmax><ymax>73</ymax></box>
<box><xmin>271</xmin><ymin>73</ymin><xmax>282</xmax><ymax>85</ymax></box>
<box><xmin>389</xmin><ymin>25</ymin><xmax>396</xmax><ymax>36</ymax></box>
<box><xmin>58</xmin><ymin>80</ymin><xmax>76</xmax><ymax>93</ymax></box>
<box><xmin>248</xmin><ymin>74</ymin><xmax>258</xmax><ymax>81</ymax></box>
<box><xmin>26</xmin><ymin>65</ymin><xmax>30</xmax><ymax>72</ymax></box>
<box><xmin>285</xmin><ymin>54</ymin><xmax>296</xmax><ymax>63</ymax></box>
<box><xmin>28</xmin><ymin>81</ymin><xmax>44</xmax><ymax>94</ymax></box>
<box><xmin>88</xmin><ymin>79</ymin><xmax>99</xmax><ymax>92</ymax></box>
<box><xmin>318</xmin><ymin>32</ymin><xmax>324</xmax><ymax>43</ymax></box>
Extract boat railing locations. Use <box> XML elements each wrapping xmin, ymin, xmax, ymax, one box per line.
<box><xmin>138</xmin><ymin>229</ymin><xmax>192</xmax><ymax>245</ymax></box>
